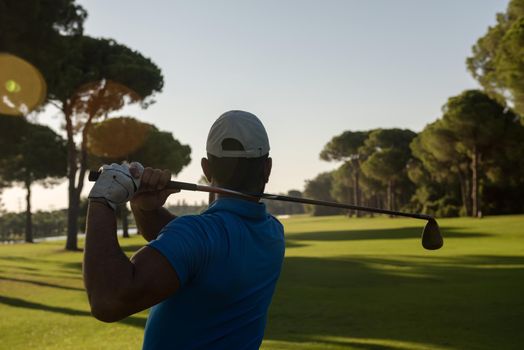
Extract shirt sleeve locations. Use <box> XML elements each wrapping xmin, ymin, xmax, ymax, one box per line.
<box><xmin>147</xmin><ymin>216</ymin><xmax>210</xmax><ymax>287</ymax></box>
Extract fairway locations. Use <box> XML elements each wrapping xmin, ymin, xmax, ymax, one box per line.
<box><xmin>1</xmin><ymin>215</ymin><xmax>523</xmax><ymax>350</ymax></box>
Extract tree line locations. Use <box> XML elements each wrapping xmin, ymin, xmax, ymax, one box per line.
<box><xmin>305</xmin><ymin>0</ymin><xmax>524</xmax><ymax>217</ymax></box>
<box><xmin>0</xmin><ymin>199</ymin><xmax>210</xmax><ymax>243</ymax></box>
<box><xmin>306</xmin><ymin>91</ymin><xmax>523</xmax><ymax>217</ymax></box>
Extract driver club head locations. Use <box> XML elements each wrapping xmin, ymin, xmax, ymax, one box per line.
<box><xmin>422</xmin><ymin>218</ymin><xmax>444</xmax><ymax>250</ymax></box>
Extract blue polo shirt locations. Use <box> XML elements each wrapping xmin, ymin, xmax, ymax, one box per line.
<box><xmin>143</xmin><ymin>198</ymin><xmax>285</xmax><ymax>350</ymax></box>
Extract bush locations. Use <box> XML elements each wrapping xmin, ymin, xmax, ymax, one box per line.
<box><xmin>0</xmin><ymin>210</ymin><xmax>68</xmax><ymax>242</ymax></box>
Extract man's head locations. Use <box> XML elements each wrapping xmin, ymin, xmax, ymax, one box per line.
<box><xmin>201</xmin><ymin>110</ymin><xmax>272</xmax><ymax>193</ymax></box>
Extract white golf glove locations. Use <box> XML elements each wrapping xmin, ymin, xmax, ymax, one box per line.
<box><xmin>88</xmin><ymin>162</ymin><xmax>144</xmax><ymax>210</ymax></box>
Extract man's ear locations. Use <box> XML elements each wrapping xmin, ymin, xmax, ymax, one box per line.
<box><xmin>264</xmin><ymin>157</ymin><xmax>272</xmax><ymax>184</ymax></box>
<box><xmin>201</xmin><ymin>158</ymin><xmax>213</xmax><ymax>183</ymax></box>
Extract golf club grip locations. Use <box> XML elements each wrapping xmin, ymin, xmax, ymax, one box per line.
<box><xmin>88</xmin><ymin>170</ymin><xmax>198</xmax><ymax>191</ymax></box>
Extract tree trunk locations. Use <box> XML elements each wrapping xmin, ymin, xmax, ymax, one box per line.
<box><xmin>346</xmin><ymin>184</ymin><xmax>352</xmax><ymax>217</ymax></box>
<box><xmin>65</xmin><ymin>160</ymin><xmax>79</xmax><ymax>250</ymax></box>
<box><xmin>387</xmin><ymin>179</ymin><xmax>393</xmax><ymax>212</ymax></box>
<box><xmin>24</xmin><ymin>179</ymin><xmax>33</xmax><ymax>243</ymax></box>
<box><xmin>366</xmin><ymin>196</ymin><xmax>374</xmax><ymax>218</ymax></box>
<box><xmin>471</xmin><ymin>148</ymin><xmax>479</xmax><ymax>218</ymax></box>
<box><xmin>66</xmin><ymin>187</ymin><xmax>79</xmax><ymax>250</ymax></box>
<box><xmin>65</xmin><ymin>104</ymin><xmax>79</xmax><ymax>251</ymax></box>
<box><xmin>457</xmin><ymin>170</ymin><xmax>471</xmax><ymax>216</ymax></box>
<box><xmin>64</xmin><ymin>100</ymin><xmax>94</xmax><ymax>250</ymax></box>
<box><xmin>391</xmin><ymin>184</ymin><xmax>396</xmax><ymax>212</ymax></box>
<box><xmin>464</xmin><ymin>170</ymin><xmax>472</xmax><ymax>216</ymax></box>
<box><xmin>353</xmin><ymin>169</ymin><xmax>362</xmax><ymax>217</ymax></box>
<box><xmin>122</xmin><ymin>204</ymin><xmax>129</xmax><ymax>238</ymax></box>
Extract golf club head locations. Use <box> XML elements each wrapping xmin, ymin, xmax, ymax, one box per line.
<box><xmin>422</xmin><ymin>218</ymin><xmax>443</xmax><ymax>250</ymax></box>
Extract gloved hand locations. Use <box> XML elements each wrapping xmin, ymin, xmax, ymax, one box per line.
<box><xmin>88</xmin><ymin>162</ymin><xmax>144</xmax><ymax>210</ymax></box>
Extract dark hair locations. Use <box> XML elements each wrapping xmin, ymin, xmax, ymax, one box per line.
<box><xmin>207</xmin><ymin>138</ymin><xmax>268</xmax><ymax>193</ymax></box>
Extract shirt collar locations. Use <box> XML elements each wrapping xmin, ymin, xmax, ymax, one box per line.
<box><xmin>203</xmin><ymin>197</ymin><xmax>268</xmax><ymax>220</ymax></box>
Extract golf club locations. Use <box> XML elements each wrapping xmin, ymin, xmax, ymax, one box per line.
<box><xmin>89</xmin><ymin>170</ymin><xmax>444</xmax><ymax>250</ymax></box>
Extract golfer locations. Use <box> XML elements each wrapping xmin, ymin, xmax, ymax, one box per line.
<box><xmin>84</xmin><ymin>111</ymin><xmax>285</xmax><ymax>349</ymax></box>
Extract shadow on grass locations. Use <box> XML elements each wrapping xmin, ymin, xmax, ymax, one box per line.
<box><xmin>60</xmin><ymin>261</ymin><xmax>82</xmax><ymax>271</ymax></box>
<box><xmin>265</xmin><ymin>255</ymin><xmax>524</xmax><ymax>350</ymax></box>
<box><xmin>0</xmin><ymin>256</ymin><xmax>83</xmax><ymax>271</ymax></box>
<box><xmin>0</xmin><ymin>257</ymin><xmax>84</xmax><ymax>279</ymax></box>
<box><xmin>0</xmin><ymin>275</ymin><xmax>84</xmax><ymax>291</ymax></box>
<box><xmin>287</xmin><ymin>226</ymin><xmax>488</xmax><ymax>242</ymax></box>
<box><xmin>285</xmin><ymin>241</ymin><xmax>310</xmax><ymax>249</ymax></box>
<box><xmin>0</xmin><ymin>256</ymin><xmax>35</xmax><ymax>262</ymax></box>
<box><xmin>4</xmin><ymin>265</ymin><xmax>39</xmax><ymax>271</ymax></box>
<box><xmin>0</xmin><ymin>295</ymin><xmax>146</xmax><ymax>328</ymax></box>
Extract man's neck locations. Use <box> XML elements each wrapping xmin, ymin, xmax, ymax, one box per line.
<box><xmin>211</xmin><ymin>182</ymin><xmax>262</xmax><ymax>203</ymax></box>
<box><xmin>215</xmin><ymin>193</ymin><xmax>261</xmax><ymax>203</ymax></box>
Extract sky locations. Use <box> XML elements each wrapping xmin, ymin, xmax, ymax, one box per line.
<box><xmin>2</xmin><ymin>0</ymin><xmax>509</xmax><ymax>212</ymax></box>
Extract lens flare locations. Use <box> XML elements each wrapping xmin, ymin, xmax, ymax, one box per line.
<box><xmin>87</xmin><ymin>116</ymin><xmax>152</xmax><ymax>159</ymax></box>
<box><xmin>5</xmin><ymin>79</ymin><xmax>21</xmax><ymax>93</ymax></box>
<box><xmin>0</xmin><ymin>53</ymin><xmax>47</xmax><ymax>116</ymax></box>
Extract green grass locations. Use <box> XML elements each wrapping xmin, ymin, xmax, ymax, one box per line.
<box><xmin>1</xmin><ymin>215</ymin><xmax>523</xmax><ymax>349</ymax></box>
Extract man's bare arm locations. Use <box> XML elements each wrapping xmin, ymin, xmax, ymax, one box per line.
<box><xmin>83</xmin><ymin>200</ymin><xmax>180</xmax><ymax>322</ymax></box>
<box><xmin>131</xmin><ymin>205</ymin><xmax>176</xmax><ymax>242</ymax></box>
<box><xmin>130</xmin><ymin>168</ymin><xmax>179</xmax><ymax>242</ymax></box>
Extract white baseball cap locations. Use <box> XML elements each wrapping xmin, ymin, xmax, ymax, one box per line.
<box><xmin>206</xmin><ymin>110</ymin><xmax>270</xmax><ymax>158</ymax></box>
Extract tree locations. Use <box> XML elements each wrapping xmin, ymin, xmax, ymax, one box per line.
<box><xmin>358</xmin><ymin>171</ymin><xmax>386</xmax><ymax>213</ymax></box>
<box><xmin>263</xmin><ymin>190</ymin><xmax>305</xmax><ymax>216</ymax></box>
<box><xmin>410</xmin><ymin>122</ymin><xmax>467</xmax><ymax>216</ymax></box>
<box><xmin>0</xmin><ymin>0</ymin><xmax>86</xmax><ymax>116</ymax></box>
<box><xmin>360</xmin><ymin>129</ymin><xmax>417</xmax><ymax>211</ymax></box>
<box><xmin>0</xmin><ymin>0</ymin><xmax>85</xmax><ymax>46</ymax></box>
<box><xmin>0</xmin><ymin>1</ymin><xmax>165</xmax><ymax>246</ymax></box>
<box><xmin>129</xmin><ymin>128</ymin><xmax>191</xmax><ymax>174</ymax></box>
<box><xmin>330</xmin><ymin>161</ymin><xmax>356</xmax><ymax>216</ymax></box>
<box><xmin>46</xmin><ymin>36</ymin><xmax>164</xmax><ymax>250</ymax></box>
<box><xmin>1</xmin><ymin>0</ymin><xmax>85</xmax><ymax>244</ymax></box>
<box><xmin>0</xmin><ymin>120</ymin><xmax>67</xmax><ymax>242</ymax></box>
<box><xmin>0</xmin><ymin>115</ymin><xmax>28</xmax><ymax>214</ymax></box>
<box><xmin>467</xmin><ymin>0</ymin><xmax>524</xmax><ymax>117</ymax></box>
<box><xmin>0</xmin><ymin>0</ymin><xmax>86</xmax><ymax>77</ymax></box>
<box><xmin>286</xmin><ymin>190</ymin><xmax>306</xmax><ymax>215</ymax></box>
<box><xmin>480</xmin><ymin>129</ymin><xmax>524</xmax><ymax>214</ymax></box>
<box><xmin>0</xmin><ymin>115</ymin><xmax>28</xmax><ymax>157</ymax></box>
<box><xmin>411</xmin><ymin>90</ymin><xmax>522</xmax><ymax>217</ymax></box>
<box><xmin>440</xmin><ymin>90</ymin><xmax>517</xmax><ymax>217</ymax></box>
<box><xmin>303</xmin><ymin>172</ymin><xmax>342</xmax><ymax>216</ymax></box>
<box><xmin>87</xmin><ymin>117</ymin><xmax>191</xmax><ymax>236</ymax></box>
<box><xmin>88</xmin><ymin>117</ymin><xmax>191</xmax><ymax>174</ymax></box>
<box><xmin>467</xmin><ymin>97</ymin><xmax>524</xmax><ymax>215</ymax></box>
<box><xmin>1</xmin><ymin>2</ymin><xmax>163</xmax><ymax>249</ymax></box>
<box><xmin>320</xmin><ymin>131</ymin><xmax>369</xmax><ymax>216</ymax></box>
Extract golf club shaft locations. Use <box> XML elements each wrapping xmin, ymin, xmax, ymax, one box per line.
<box><xmin>89</xmin><ymin>171</ymin><xmax>434</xmax><ymax>221</ymax></box>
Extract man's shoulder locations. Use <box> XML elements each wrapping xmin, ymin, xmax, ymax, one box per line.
<box><xmin>268</xmin><ymin>214</ymin><xmax>284</xmax><ymax>228</ymax></box>
<box><xmin>162</xmin><ymin>209</ymin><xmax>284</xmax><ymax>240</ymax></box>
<box><xmin>164</xmin><ymin>213</ymin><xmax>221</xmax><ymax>231</ymax></box>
